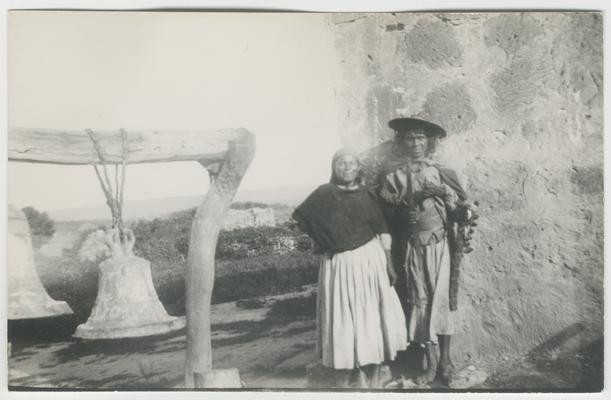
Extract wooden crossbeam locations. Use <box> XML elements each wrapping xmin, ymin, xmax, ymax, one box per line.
<box><xmin>8</xmin><ymin>127</ymin><xmax>248</xmax><ymax>165</ymax></box>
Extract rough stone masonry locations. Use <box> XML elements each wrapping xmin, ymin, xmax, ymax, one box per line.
<box><xmin>328</xmin><ymin>12</ymin><xmax>603</xmax><ymax>368</ymax></box>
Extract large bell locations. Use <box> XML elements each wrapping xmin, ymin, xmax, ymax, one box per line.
<box><xmin>73</xmin><ymin>229</ymin><xmax>185</xmax><ymax>339</ymax></box>
<box><xmin>7</xmin><ymin>204</ymin><xmax>73</xmax><ymax>320</ymax></box>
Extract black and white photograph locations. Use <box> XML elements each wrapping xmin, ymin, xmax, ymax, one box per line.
<box><xmin>3</xmin><ymin>2</ymin><xmax>606</xmax><ymax>395</ymax></box>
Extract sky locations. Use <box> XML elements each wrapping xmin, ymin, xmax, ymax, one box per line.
<box><xmin>7</xmin><ymin>11</ymin><xmax>342</xmax><ymax>211</ymax></box>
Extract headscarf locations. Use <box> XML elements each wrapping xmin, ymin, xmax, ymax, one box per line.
<box><xmin>329</xmin><ymin>147</ymin><xmax>365</xmax><ymax>186</ymax></box>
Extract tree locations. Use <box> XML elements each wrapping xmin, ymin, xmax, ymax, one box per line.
<box><xmin>21</xmin><ymin>206</ymin><xmax>55</xmax><ymax>237</ymax></box>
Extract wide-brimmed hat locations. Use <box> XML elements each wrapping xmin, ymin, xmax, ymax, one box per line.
<box><xmin>388</xmin><ymin>117</ymin><xmax>446</xmax><ymax>138</ymax></box>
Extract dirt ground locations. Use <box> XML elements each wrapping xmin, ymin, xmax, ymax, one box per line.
<box><xmin>8</xmin><ymin>288</ymin><xmax>318</xmax><ymax>390</ymax></box>
<box><xmin>8</xmin><ymin>284</ymin><xmax>603</xmax><ymax>392</ymax></box>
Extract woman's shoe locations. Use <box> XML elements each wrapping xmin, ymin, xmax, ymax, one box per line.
<box><xmin>355</xmin><ymin>368</ymin><xmax>370</xmax><ymax>388</ymax></box>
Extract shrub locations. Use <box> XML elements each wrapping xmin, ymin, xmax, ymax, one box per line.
<box><xmin>125</xmin><ymin>209</ymin><xmax>317</xmax><ymax>314</ymax></box>
<box><xmin>131</xmin><ymin>208</ymin><xmax>312</xmax><ymax>263</ymax></box>
<box><xmin>131</xmin><ymin>212</ymin><xmax>192</xmax><ymax>266</ymax></box>
<box><xmin>217</xmin><ymin>226</ymin><xmax>312</xmax><ymax>259</ymax></box>
<box><xmin>33</xmin><ymin>211</ymin><xmax>320</xmax><ymax>323</ymax></box>
<box><xmin>21</xmin><ymin>206</ymin><xmax>55</xmax><ymax>237</ymax></box>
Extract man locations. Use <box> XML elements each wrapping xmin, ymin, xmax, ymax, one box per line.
<box><xmin>376</xmin><ymin>117</ymin><xmax>473</xmax><ymax>386</ymax></box>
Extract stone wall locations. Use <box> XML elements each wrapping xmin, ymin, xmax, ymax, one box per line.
<box><xmin>223</xmin><ymin>208</ymin><xmax>276</xmax><ymax>231</ymax></box>
<box><xmin>328</xmin><ymin>12</ymin><xmax>603</xmax><ymax>367</ymax></box>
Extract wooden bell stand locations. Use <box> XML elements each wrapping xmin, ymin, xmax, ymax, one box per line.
<box><xmin>9</xmin><ymin>127</ymin><xmax>256</xmax><ymax>388</ymax></box>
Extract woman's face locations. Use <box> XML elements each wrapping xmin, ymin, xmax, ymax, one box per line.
<box><xmin>333</xmin><ymin>154</ymin><xmax>360</xmax><ymax>185</ymax></box>
<box><xmin>396</xmin><ymin>129</ymin><xmax>428</xmax><ymax>159</ymax></box>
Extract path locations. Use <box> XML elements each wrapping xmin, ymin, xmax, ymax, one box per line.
<box><xmin>8</xmin><ymin>285</ymin><xmax>603</xmax><ymax>391</ymax></box>
<box><xmin>9</xmin><ymin>288</ymin><xmax>317</xmax><ymax>390</ymax></box>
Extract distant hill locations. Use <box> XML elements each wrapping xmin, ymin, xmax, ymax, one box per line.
<box><xmin>48</xmin><ymin>186</ymin><xmax>315</xmax><ymax>222</ymax></box>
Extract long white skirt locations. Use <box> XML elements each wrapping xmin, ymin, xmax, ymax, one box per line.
<box><xmin>317</xmin><ymin>238</ymin><xmax>408</xmax><ymax>369</ymax></box>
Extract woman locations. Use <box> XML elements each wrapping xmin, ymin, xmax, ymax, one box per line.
<box><xmin>292</xmin><ymin>148</ymin><xmax>408</xmax><ymax>388</ymax></box>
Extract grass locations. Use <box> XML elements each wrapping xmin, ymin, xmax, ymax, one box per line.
<box><xmin>34</xmin><ymin>250</ymin><xmax>318</xmax><ymax>325</ymax></box>
<box><xmin>23</xmin><ymin>212</ymin><xmax>319</xmax><ymax>340</ymax></box>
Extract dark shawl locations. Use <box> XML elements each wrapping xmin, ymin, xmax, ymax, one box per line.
<box><xmin>379</xmin><ymin>152</ymin><xmax>468</xmax><ymax>311</ymax></box>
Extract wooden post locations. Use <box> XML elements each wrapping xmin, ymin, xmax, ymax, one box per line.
<box><xmin>184</xmin><ymin>130</ymin><xmax>255</xmax><ymax>388</ymax></box>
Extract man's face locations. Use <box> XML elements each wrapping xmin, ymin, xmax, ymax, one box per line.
<box><xmin>396</xmin><ymin>129</ymin><xmax>427</xmax><ymax>159</ymax></box>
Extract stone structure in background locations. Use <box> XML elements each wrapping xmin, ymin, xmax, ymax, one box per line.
<box><xmin>223</xmin><ymin>207</ymin><xmax>275</xmax><ymax>230</ymax></box>
<box><xmin>7</xmin><ymin>204</ymin><xmax>73</xmax><ymax>320</ymax></box>
<box><xmin>329</xmin><ymin>12</ymin><xmax>603</xmax><ymax>368</ymax></box>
